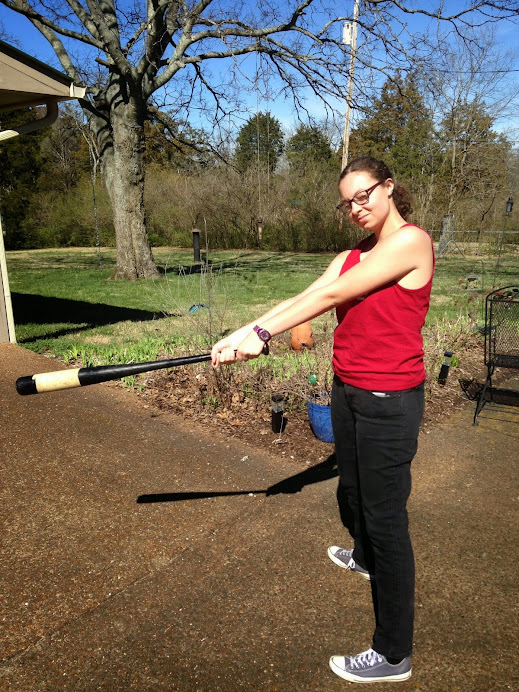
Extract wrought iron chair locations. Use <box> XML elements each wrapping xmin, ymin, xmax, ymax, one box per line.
<box><xmin>473</xmin><ymin>286</ymin><xmax>519</xmax><ymax>425</ymax></box>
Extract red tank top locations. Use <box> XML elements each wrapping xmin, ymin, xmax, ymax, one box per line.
<box><xmin>332</xmin><ymin>225</ymin><xmax>434</xmax><ymax>390</ymax></box>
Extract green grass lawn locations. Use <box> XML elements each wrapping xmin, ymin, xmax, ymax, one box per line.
<box><xmin>5</xmin><ymin>246</ymin><xmax>518</xmax><ymax>385</ymax></box>
<box><xmin>6</xmin><ymin>247</ymin><xmax>332</xmax><ymax>356</ymax></box>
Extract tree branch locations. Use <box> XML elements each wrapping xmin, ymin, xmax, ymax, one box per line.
<box><xmin>83</xmin><ymin>0</ymin><xmax>131</xmax><ymax>77</ymax></box>
<box><xmin>2</xmin><ymin>0</ymin><xmax>103</xmax><ymax>49</ymax></box>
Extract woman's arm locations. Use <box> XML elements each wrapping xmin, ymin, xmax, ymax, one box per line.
<box><xmin>220</xmin><ymin>227</ymin><xmax>432</xmax><ymax>363</ymax></box>
<box><xmin>211</xmin><ymin>250</ymin><xmax>349</xmax><ymax>363</ymax></box>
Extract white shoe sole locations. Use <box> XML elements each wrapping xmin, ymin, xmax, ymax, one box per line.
<box><xmin>327</xmin><ymin>546</ymin><xmax>371</xmax><ymax>580</ymax></box>
<box><xmin>329</xmin><ymin>656</ymin><xmax>412</xmax><ymax>683</ymax></box>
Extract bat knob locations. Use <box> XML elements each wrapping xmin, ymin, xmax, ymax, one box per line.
<box><xmin>16</xmin><ymin>376</ymin><xmax>37</xmax><ymax>396</ymax></box>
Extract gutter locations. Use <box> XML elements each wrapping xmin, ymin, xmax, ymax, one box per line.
<box><xmin>0</xmin><ymin>100</ymin><xmax>59</xmax><ymax>142</ymax></box>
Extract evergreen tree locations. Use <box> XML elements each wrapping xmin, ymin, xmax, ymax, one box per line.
<box><xmin>0</xmin><ymin>108</ymin><xmax>45</xmax><ymax>248</ymax></box>
<box><xmin>234</xmin><ymin>112</ymin><xmax>284</xmax><ymax>174</ymax></box>
<box><xmin>348</xmin><ymin>72</ymin><xmax>435</xmax><ymax>182</ymax></box>
<box><xmin>286</xmin><ymin>124</ymin><xmax>334</xmax><ymax>175</ymax></box>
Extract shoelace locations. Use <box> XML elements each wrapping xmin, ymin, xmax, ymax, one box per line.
<box><xmin>336</xmin><ymin>549</ymin><xmax>351</xmax><ymax>559</ymax></box>
<box><xmin>350</xmin><ymin>648</ymin><xmax>383</xmax><ymax>670</ymax></box>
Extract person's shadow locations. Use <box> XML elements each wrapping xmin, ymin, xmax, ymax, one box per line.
<box><xmin>136</xmin><ymin>454</ymin><xmax>338</xmax><ymax>503</ymax></box>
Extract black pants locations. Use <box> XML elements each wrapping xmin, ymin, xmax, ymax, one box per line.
<box><xmin>331</xmin><ymin>376</ymin><xmax>425</xmax><ymax>660</ymax></box>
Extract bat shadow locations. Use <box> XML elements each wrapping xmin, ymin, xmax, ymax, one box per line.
<box><xmin>136</xmin><ymin>453</ymin><xmax>338</xmax><ymax>504</ymax></box>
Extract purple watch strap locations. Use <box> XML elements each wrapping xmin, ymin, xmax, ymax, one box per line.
<box><xmin>253</xmin><ymin>325</ymin><xmax>271</xmax><ymax>342</ymax></box>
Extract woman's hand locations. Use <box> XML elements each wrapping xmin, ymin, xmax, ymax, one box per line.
<box><xmin>211</xmin><ymin>327</ymin><xmax>251</xmax><ymax>366</ymax></box>
<box><xmin>211</xmin><ymin>328</ymin><xmax>266</xmax><ymax>366</ymax></box>
<box><xmin>211</xmin><ymin>341</ymin><xmax>236</xmax><ymax>366</ymax></box>
<box><xmin>234</xmin><ymin>331</ymin><xmax>267</xmax><ymax>362</ymax></box>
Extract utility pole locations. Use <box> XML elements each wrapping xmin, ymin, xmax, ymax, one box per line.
<box><xmin>341</xmin><ymin>0</ymin><xmax>359</xmax><ymax>171</ymax></box>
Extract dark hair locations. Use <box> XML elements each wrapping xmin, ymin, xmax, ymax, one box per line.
<box><xmin>339</xmin><ymin>156</ymin><xmax>413</xmax><ymax>220</ymax></box>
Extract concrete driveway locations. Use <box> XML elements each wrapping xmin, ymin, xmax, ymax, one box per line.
<box><xmin>1</xmin><ymin>343</ymin><xmax>518</xmax><ymax>691</ymax></box>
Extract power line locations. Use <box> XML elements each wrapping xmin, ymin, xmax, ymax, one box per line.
<box><xmin>432</xmin><ymin>68</ymin><xmax>519</xmax><ymax>74</ymax></box>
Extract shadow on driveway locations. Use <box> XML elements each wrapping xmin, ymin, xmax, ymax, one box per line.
<box><xmin>136</xmin><ymin>454</ymin><xmax>339</xmax><ymax>504</ymax></box>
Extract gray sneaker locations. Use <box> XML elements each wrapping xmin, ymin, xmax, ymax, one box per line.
<box><xmin>327</xmin><ymin>546</ymin><xmax>371</xmax><ymax>580</ymax></box>
<box><xmin>329</xmin><ymin>648</ymin><xmax>412</xmax><ymax>683</ymax></box>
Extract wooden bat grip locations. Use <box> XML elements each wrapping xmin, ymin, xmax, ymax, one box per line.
<box><xmin>16</xmin><ymin>369</ymin><xmax>82</xmax><ymax>395</ymax></box>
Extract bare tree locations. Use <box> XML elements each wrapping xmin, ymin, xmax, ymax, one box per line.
<box><xmin>418</xmin><ymin>26</ymin><xmax>518</xmax><ymax>227</ymax></box>
<box><xmin>0</xmin><ymin>1</ymin><xmax>517</xmax><ymax>278</ymax></box>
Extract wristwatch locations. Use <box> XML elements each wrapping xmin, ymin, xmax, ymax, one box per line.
<box><xmin>253</xmin><ymin>325</ymin><xmax>272</xmax><ymax>343</ymax></box>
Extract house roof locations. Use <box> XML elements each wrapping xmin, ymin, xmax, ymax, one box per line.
<box><xmin>0</xmin><ymin>39</ymin><xmax>86</xmax><ymax>112</ymax></box>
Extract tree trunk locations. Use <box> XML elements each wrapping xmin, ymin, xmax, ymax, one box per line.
<box><xmin>104</xmin><ymin>96</ymin><xmax>159</xmax><ymax>280</ymax></box>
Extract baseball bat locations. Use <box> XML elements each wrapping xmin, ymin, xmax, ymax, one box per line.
<box><xmin>16</xmin><ymin>343</ymin><xmax>269</xmax><ymax>395</ymax></box>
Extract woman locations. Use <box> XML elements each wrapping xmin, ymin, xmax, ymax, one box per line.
<box><xmin>211</xmin><ymin>156</ymin><xmax>434</xmax><ymax>684</ymax></box>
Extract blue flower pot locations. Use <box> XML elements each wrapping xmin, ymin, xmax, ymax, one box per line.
<box><xmin>307</xmin><ymin>394</ymin><xmax>334</xmax><ymax>443</ymax></box>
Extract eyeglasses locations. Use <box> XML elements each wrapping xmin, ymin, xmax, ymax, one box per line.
<box><xmin>336</xmin><ymin>180</ymin><xmax>385</xmax><ymax>213</ymax></box>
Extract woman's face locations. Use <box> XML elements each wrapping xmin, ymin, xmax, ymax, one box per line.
<box><xmin>338</xmin><ymin>171</ymin><xmax>394</xmax><ymax>231</ymax></box>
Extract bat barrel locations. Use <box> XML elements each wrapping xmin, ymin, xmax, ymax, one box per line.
<box><xmin>77</xmin><ymin>353</ymin><xmax>212</xmax><ymax>385</ymax></box>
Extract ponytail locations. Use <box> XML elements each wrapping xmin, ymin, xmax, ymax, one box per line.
<box><xmin>392</xmin><ymin>183</ymin><xmax>413</xmax><ymax>220</ymax></box>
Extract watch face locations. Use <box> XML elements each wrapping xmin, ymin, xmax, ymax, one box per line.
<box><xmin>254</xmin><ymin>326</ymin><xmax>271</xmax><ymax>342</ymax></box>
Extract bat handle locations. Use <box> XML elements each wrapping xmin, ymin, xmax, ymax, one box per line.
<box><xmin>16</xmin><ymin>368</ymin><xmax>82</xmax><ymax>395</ymax></box>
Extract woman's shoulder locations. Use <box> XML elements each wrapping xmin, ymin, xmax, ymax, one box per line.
<box><xmin>398</xmin><ymin>223</ymin><xmax>430</xmax><ymax>238</ymax></box>
<box><xmin>390</xmin><ymin>223</ymin><xmax>432</xmax><ymax>249</ymax></box>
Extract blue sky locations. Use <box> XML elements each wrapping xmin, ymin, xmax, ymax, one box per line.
<box><xmin>1</xmin><ymin>1</ymin><xmax>517</xmax><ymax>142</ymax></box>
